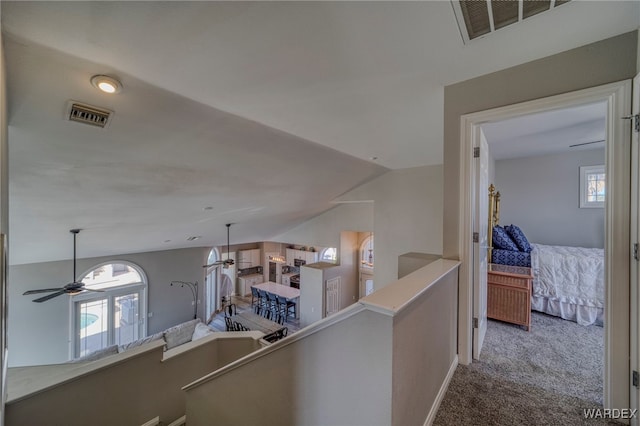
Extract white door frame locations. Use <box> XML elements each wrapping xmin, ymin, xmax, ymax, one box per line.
<box><xmin>630</xmin><ymin>72</ymin><xmax>639</xmax><ymax>425</ymax></box>
<box><xmin>472</xmin><ymin>128</ymin><xmax>489</xmax><ymax>360</ymax></box>
<box><xmin>458</xmin><ymin>80</ymin><xmax>632</xmax><ymax>411</ymax></box>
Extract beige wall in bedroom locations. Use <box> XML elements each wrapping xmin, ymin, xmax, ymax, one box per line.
<box><xmin>495</xmin><ymin>148</ymin><xmax>605</xmax><ymax>248</ymax></box>
<box><xmin>443</xmin><ymin>30</ymin><xmax>638</xmax><ymax>260</ymax></box>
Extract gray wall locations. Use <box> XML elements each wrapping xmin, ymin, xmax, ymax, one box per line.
<box><xmin>443</xmin><ymin>31</ymin><xmax>638</xmax><ymax>259</ymax></box>
<box><xmin>334</xmin><ymin>165</ymin><xmax>443</xmax><ymax>289</ymax></box>
<box><xmin>8</xmin><ymin>247</ymin><xmax>208</xmax><ymax>366</ymax></box>
<box><xmin>275</xmin><ymin>164</ymin><xmax>443</xmax><ymax>290</ymax></box>
<box><xmin>495</xmin><ymin>148</ymin><xmax>605</xmax><ymax>248</ymax></box>
<box><xmin>391</xmin><ymin>268</ymin><xmax>457</xmax><ymax>426</ymax></box>
<box><xmin>6</xmin><ymin>336</ymin><xmax>261</xmax><ymax>426</ymax></box>
<box><xmin>186</xmin><ymin>308</ymin><xmax>394</xmax><ymax>426</ymax></box>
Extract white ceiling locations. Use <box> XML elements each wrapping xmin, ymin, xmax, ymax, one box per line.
<box><xmin>1</xmin><ymin>1</ymin><xmax>637</xmax><ymax>265</ymax></box>
<box><xmin>482</xmin><ymin>101</ymin><xmax>607</xmax><ymax>160</ymax></box>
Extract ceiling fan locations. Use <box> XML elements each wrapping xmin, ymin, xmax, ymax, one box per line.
<box><xmin>203</xmin><ymin>223</ymin><xmax>245</xmax><ymax>269</ymax></box>
<box><xmin>23</xmin><ymin>229</ymin><xmax>104</xmax><ymax>303</ymax></box>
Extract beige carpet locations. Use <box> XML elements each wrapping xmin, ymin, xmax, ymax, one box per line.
<box><xmin>433</xmin><ymin>312</ymin><xmax>623</xmax><ymax>425</ymax></box>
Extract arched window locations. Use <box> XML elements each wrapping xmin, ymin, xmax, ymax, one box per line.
<box><xmin>72</xmin><ymin>261</ymin><xmax>147</xmax><ymax>358</ymax></box>
<box><xmin>205</xmin><ymin>248</ymin><xmax>221</xmax><ymax>320</ymax></box>
<box><xmin>206</xmin><ymin>247</ymin><xmax>220</xmax><ymax>267</ymax></box>
<box><xmin>360</xmin><ymin>234</ymin><xmax>374</xmax><ymax>269</ymax></box>
<box><xmin>320</xmin><ymin>247</ymin><xmax>337</xmax><ymax>263</ymax></box>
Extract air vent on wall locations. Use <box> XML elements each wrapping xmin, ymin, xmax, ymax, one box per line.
<box><xmin>67</xmin><ymin>101</ymin><xmax>113</xmax><ymax>128</ymax></box>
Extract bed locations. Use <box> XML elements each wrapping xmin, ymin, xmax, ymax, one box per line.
<box><xmin>487</xmin><ymin>184</ymin><xmax>604</xmax><ymax>326</ymax></box>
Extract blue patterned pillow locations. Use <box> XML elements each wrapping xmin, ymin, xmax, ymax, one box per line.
<box><xmin>505</xmin><ymin>224</ymin><xmax>532</xmax><ymax>253</ymax></box>
<box><xmin>492</xmin><ymin>226</ymin><xmax>519</xmax><ymax>251</ymax></box>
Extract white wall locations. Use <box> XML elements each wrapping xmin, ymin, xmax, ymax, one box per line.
<box><xmin>8</xmin><ymin>247</ymin><xmax>208</xmax><ymax>366</ymax></box>
<box><xmin>495</xmin><ymin>148</ymin><xmax>605</xmax><ymax>248</ymax></box>
<box><xmin>337</xmin><ymin>165</ymin><xmax>443</xmax><ymax>289</ymax></box>
<box><xmin>278</xmin><ymin>165</ymin><xmax>443</xmax><ymax>290</ymax></box>
<box><xmin>274</xmin><ymin>201</ymin><xmax>373</xmax><ymax>252</ymax></box>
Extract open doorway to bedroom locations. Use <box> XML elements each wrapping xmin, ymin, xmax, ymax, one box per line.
<box><xmin>478</xmin><ymin>100</ymin><xmax>607</xmax><ymax>407</ymax></box>
<box><xmin>458</xmin><ymin>80</ymin><xmax>631</xmax><ymax>411</ymax></box>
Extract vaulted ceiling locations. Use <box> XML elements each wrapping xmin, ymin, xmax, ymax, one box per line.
<box><xmin>2</xmin><ymin>1</ymin><xmax>637</xmax><ymax>264</ymax></box>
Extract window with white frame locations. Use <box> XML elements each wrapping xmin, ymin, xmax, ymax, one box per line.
<box><xmin>360</xmin><ymin>234</ymin><xmax>374</xmax><ymax>269</ymax></box>
<box><xmin>580</xmin><ymin>165</ymin><xmax>605</xmax><ymax>208</ymax></box>
<box><xmin>320</xmin><ymin>247</ymin><xmax>337</xmax><ymax>263</ymax></box>
<box><xmin>72</xmin><ymin>261</ymin><xmax>147</xmax><ymax>358</ymax></box>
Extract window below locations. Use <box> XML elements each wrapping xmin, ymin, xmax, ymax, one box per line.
<box><xmin>73</xmin><ymin>261</ymin><xmax>147</xmax><ymax>358</ymax></box>
<box><xmin>579</xmin><ymin>165</ymin><xmax>605</xmax><ymax>208</ymax></box>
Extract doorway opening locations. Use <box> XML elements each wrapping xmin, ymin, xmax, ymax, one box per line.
<box><xmin>358</xmin><ymin>232</ymin><xmax>374</xmax><ymax>299</ymax></box>
<box><xmin>458</xmin><ymin>80</ymin><xmax>632</xmax><ymax>410</ymax></box>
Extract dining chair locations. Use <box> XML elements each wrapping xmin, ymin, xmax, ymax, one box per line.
<box><xmin>226</xmin><ymin>303</ymin><xmax>237</xmax><ymax>317</ymax></box>
<box><xmin>224</xmin><ymin>316</ymin><xmax>234</xmax><ymax>331</ymax></box>
<box><xmin>233</xmin><ymin>321</ymin><xmax>249</xmax><ymax>331</ymax></box>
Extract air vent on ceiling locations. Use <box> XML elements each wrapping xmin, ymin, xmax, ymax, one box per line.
<box><xmin>452</xmin><ymin>0</ymin><xmax>571</xmax><ymax>43</ymax></box>
<box><xmin>67</xmin><ymin>101</ymin><xmax>113</xmax><ymax>128</ymax></box>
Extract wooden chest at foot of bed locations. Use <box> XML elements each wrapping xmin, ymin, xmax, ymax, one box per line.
<box><xmin>487</xmin><ymin>263</ymin><xmax>533</xmax><ymax>331</ymax></box>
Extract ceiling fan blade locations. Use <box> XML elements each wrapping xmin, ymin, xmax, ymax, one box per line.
<box><xmin>23</xmin><ymin>288</ymin><xmax>64</xmax><ymax>295</ymax></box>
<box><xmin>82</xmin><ymin>288</ymin><xmax>105</xmax><ymax>293</ymax></box>
<box><xmin>32</xmin><ymin>290</ymin><xmax>66</xmax><ymax>303</ymax></box>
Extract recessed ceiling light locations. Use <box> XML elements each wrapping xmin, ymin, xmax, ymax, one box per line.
<box><xmin>90</xmin><ymin>75</ymin><xmax>122</xmax><ymax>94</ymax></box>
<box><xmin>187</xmin><ymin>236</ymin><xmax>201</xmax><ymax>241</ymax></box>
<box><xmin>203</xmin><ymin>206</ymin><xmax>214</xmax><ymax>211</ymax></box>
<box><xmin>369</xmin><ymin>156</ymin><xmax>378</xmax><ymax>161</ymax></box>
<box><xmin>164</xmin><ymin>240</ymin><xmax>171</xmax><ymax>243</ymax></box>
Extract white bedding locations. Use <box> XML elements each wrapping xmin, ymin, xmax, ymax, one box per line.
<box><xmin>530</xmin><ymin>243</ymin><xmax>604</xmax><ymax>326</ymax></box>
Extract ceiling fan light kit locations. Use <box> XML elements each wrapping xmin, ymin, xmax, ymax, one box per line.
<box><xmin>23</xmin><ymin>229</ymin><xmax>104</xmax><ymax>302</ymax></box>
<box><xmin>203</xmin><ymin>223</ymin><xmax>236</xmax><ymax>269</ymax></box>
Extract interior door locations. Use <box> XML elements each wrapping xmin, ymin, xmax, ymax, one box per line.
<box><xmin>630</xmin><ymin>71</ymin><xmax>639</xmax><ymax>424</ymax></box>
<box><xmin>325</xmin><ymin>277</ymin><xmax>341</xmax><ymax>316</ymax></box>
<box><xmin>473</xmin><ymin>128</ymin><xmax>489</xmax><ymax>359</ymax></box>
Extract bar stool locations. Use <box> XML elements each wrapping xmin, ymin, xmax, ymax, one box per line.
<box><xmin>276</xmin><ymin>295</ymin><xmax>296</xmax><ymax>321</ymax></box>
<box><xmin>250</xmin><ymin>287</ymin><xmax>260</xmax><ymax>309</ymax></box>
<box><xmin>257</xmin><ymin>289</ymin><xmax>269</xmax><ymax>310</ymax></box>
<box><xmin>266</xmin><ymin>292</ymin><xmax>278</xmax><ymax>316</ymax></box>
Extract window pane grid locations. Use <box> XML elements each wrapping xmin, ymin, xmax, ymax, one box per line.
<box><xmin>114</xmin><ymin>293</ymin><xmax>140</xmax><ymax>346</ymax></box>
<box><xmin>78</xmin><ymin>299</ymin><xmax>109</xmax><ymax>357</ymax></box>
<box><xmin>580</xmin><ymin>165</ymin><xmax>605</xmax><ymax>208</ymax></box>
<box><xmin>74</xmin><ymin>262</ymin><xmax>147</xmax><ymax>359</ymax></box>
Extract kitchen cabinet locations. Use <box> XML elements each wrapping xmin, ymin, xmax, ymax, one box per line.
<box><xmin>250</xmin><ymin>249</ymin><xmax>261</xmax><ymax>267</ymax></box>
<box><xmin>305</xmin><ymin>251</ymin><xmax>318</xmax><ymax>264</ymax></box>
<box><xmin>239</xmin><ymin>249</ymin><xmax>262</xmax><ymax>268</ymax></box>
<box><xmin>238</xmin><ymin>274</ymin><xmax>263</xmax><ymax>296</ymax></box>
<box><xmin>285</xmin><ymin>248</ymin><xmax>318</xmax><ymax>266</ymax></box>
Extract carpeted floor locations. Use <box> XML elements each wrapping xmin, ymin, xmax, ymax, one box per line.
<box><xmin>433</xmin><ymin>312</ymin><xmax>621</xmax><ymax>425</ymax></box>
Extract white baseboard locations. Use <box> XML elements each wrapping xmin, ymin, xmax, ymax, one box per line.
<box><xmin>423</xmin><ymin>355</ymin><xmax>458</xmax><ymax>426</ymax></box>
